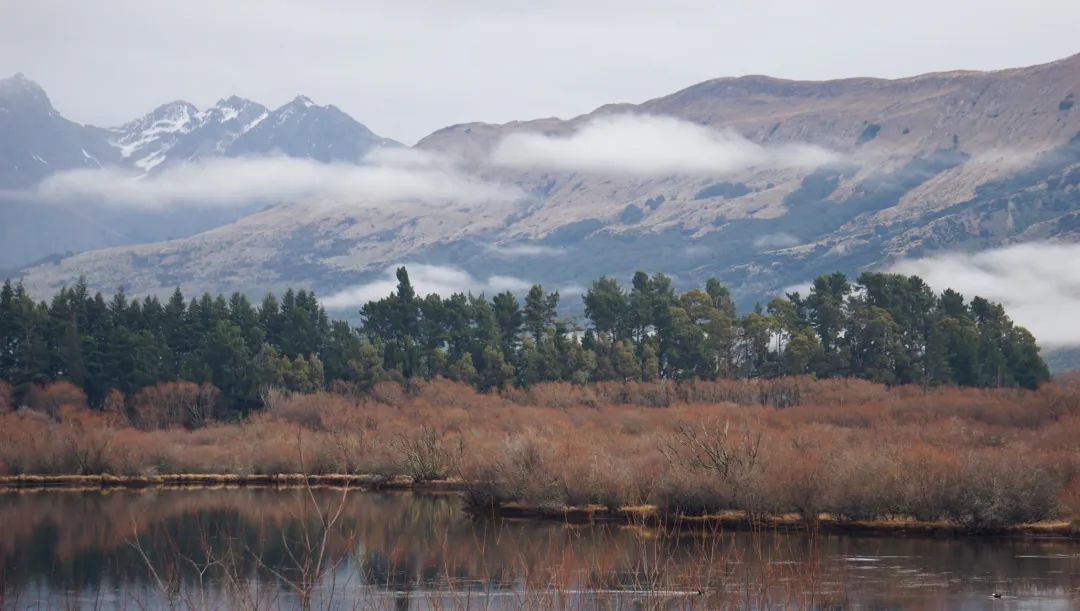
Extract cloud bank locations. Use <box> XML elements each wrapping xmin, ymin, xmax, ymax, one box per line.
<box><xmin>490</xmin><ymin>114</ymin><xmax>839</xmax><ymax>176</ymax></box>
<box><xmin>30</xmin><ymin>153</ymin><xmax>521</xmax><ymax>209</ymax></box>
<box><xmin>484</xmin><ymin>243</ymin><xmax>569</xmax><ymax>257</ymax></box>
<box><xmin>890</xmin><ymin>242</ymin><xmax>1080</xmax><ymax>348</ymax></box>
<box><xmin>323</xmin><ymin>264</ymin><xmax>533</xmax><ymax>309</ymax></box>
<box><xmin>752</xmin><ymin>232</ymin><xmax>801</xmax><ymax>250</ymax></box>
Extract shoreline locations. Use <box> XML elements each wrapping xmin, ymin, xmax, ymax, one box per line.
<box><xmin>0</xmin><ymin>473</ymin><xmax>464</xmax><ymax>491</ymax></box>
<box><xmin>3</xmin><ymin>474</ymin><xmax>1079</xmax><ymax>540</ymax></box>
<box><xmin>469</xmin><ymin>504</ymin><xmax>1080</xmax><ymax>540</ymax></box>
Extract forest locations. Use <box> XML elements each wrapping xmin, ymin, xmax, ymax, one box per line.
<box><xmin>0</xmin><ymin>267</ymin><xmax>1048</xmax><ymax>417</ymax></box>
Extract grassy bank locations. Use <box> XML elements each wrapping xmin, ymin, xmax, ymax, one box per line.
<box><xmin>3</xmin><ymin>376</ymin><xmax>1080</xmax><ymax>533</ymax></box>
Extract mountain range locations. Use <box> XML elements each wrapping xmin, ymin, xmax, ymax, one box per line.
<box><xmin>2</xmin><ymin>54</ymin><xmax>1080</xmax><ymax>321</ymax></box>
<box><xmin>0</xmin><ymin>76</ymin><xmax>397</xmax><ymax>268</ymax></box>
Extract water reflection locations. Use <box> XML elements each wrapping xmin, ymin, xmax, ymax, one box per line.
<box><xmin>0</xmin><ymin>488</ymin><xmax>1078</xmax><ymax>609</ymax></box>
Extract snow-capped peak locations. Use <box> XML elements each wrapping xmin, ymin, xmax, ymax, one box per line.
<box><xmin>98</xmin><ymin>88</ymin><xmax>391</xmax><ymax>172</ymax></box>
<box><xmin>207</xmin><ymin>96</ymin><xmax>263</xmax><ymax>122</ymax></box>
<box><xmin>111</xmin><ymin>101</ymin><xmax>200</xmax><ymax>166</ymax></box>
<box><xmin>292</xmin><ymin>95</ymin><xmax>316</xmax><ymax>108</ymax></box>
<box><xmin>109</xmin><ymin>96</ymin><xmax>270</xmax><ymax>172</ymax></box>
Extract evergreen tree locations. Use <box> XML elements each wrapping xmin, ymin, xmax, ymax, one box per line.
<box><xmin>0</xmin><ymin>266</ymin><xmax>1053</xmax><ymax>413</ymax></box>
<box><xmin>523</xmin><ymin>285</ymin><xmax>559</xmax><ymax>342</ymax></box>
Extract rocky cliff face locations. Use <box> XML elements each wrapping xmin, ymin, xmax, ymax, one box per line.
<box><xmin>10</xmin><ymin>54</ymin><xmax>1080</xmax><ymax>310</ymax></box>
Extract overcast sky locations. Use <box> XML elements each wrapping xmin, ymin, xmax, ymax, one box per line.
<box><xmin>2</xmin><ymin>0</ymin><xmax>1078</xmax><ymax>144</ymax></box>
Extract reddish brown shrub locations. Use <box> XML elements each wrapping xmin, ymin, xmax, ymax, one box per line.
<box><xmin>0</xmin><ymin>381</ymin><xmax>10</xmax><ymax>411</ymax></box>
<box><xmin>1059</xmin><ymin>474</ymin><xmax>1080</xmax><ymax>524</ymax></box>
<box><xmin>131</xmin><ymin>382</ymin><xmax>221</xmax><ymax>429</ymax></box>
<box><xmin>1</xmin><ymin>376</ymin><xmax>1078</xmax><ymax>531</ymax></box>
<box><xmin>24</xmin><ymin>381</ymin><xmax>87</xmax><ymax>417</ymax></box>
<box><xmin>504</xmin><ymin>382</ymin><xmax>599</xmax><ymax>408</ymax></box>
<box><xmin>101</xmin><ymin>389</ymin><xmax>126</xmax><ymax>424</ymax></box>
<box><xmin>371</xmin><ymin>381</ymin><xmax>406</xmax><ymax>406</ymax></box>
<box><xmin>266</xmin><ymin>390</ymin><xmax>329</xmax><ymax>430</ymax></box>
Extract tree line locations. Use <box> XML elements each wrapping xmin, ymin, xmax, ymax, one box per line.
<box><xmin>0</xmin><ymin>268</ymin><xmax>1048</xmax><ymax>414</ymax></box>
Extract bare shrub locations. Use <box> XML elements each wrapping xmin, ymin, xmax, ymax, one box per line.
<box><xmin>266</xmin><ymin>390</ymin><xmax>327</xmax><ymax>430</ymax></box>
<box><xmin>24</xmin><ymin>382</ymin><xmax>87</xmax><ymax>417</ymax></box>
<box><xmin>946</xmin><ymin>453</ymin><xmax>1064</xmax><ymax>529</ymax></box>
<box><xmin>460</xmin><ymin>463</ymin><xmax>512</xmax><ymax>511</ymax></box>
<box><xmin>459</xmin><ymin>432</ymin><xmax>562</xmax><ymax>508</ymax></box>
<box><xmin>497</xmin><ymin>433</ymin><xmax>562</xmax><ymax>506</ymax></box>
<box><xmin>131</xmin><ymin>382</ymin><xmax>221</xmax><ymax>430</ymax></box>
<box><xmin>391</xmin><ymin>425</ymin><xmax>461</xmax><ymax>482</ymax></box>
<box><xmin>1</xmin><ymin>376</ymin><xmax>1079</xmax><ymax>534</ymax></box>
<box><xmin>0</xmin><ymin>411</ymin><xmax>50</xmax><ymax>474</ymax></box>
<box><xmin>664</xmin><ymin>420</ymin><xmax>762</xmax><ymax>488</ymax></box>
<box><xmin>763</xmin><ymin>438</ymin><xmax>830</xmax><ymax>523</ymax></box>
<box><xmin>594</xmin><ymin>380</ymin><xmax>674</xmax><ymax>407</ymax></box>
<box><xmin>560</xmin><ymin>450</ymin><xmax>639</xmax><ymax>509</ymax></box>
<box><xmin>370</xmin><ymin>380</ymin><xmax>406</xmax><ymax>406</ymax></box>
<box><xmin>55</xmin><ymin>410</ymin><xmax>114</xmax><ymax>474</ymax></box>
<box><xmin>412</xmin><ymin>377</ymin><xmax>485</xmax><ymax>409</ymax></box>
<box><xmin>895</xmin><ymin>446</ymin><xmax>966</xmax><ymax>522</ymax></box>
<box><xmin>501</xmin><ymin>382</ymin><xmax>599</xmax><ymax>408</ymax></box>
<box><xmin>652</xmin><ymin>472</ymin><xmax>731</xmax><ymax>517</ymax></box>
<box><xmin>1059</xmin><ymin>474</ymin><xmax>1080</xmax><ymax>526</ymax></box>
<box><xmin>102</xmin><ymin>389</ymin><xmax>126</xmax><ymax>424</ymax></box>
<box><xmin>824</xmin><ymin>447</ymin><xmax>903</xmax><ymax>521</ymax></box>
<box><xmin>659</xmin><ymin>417</ymin><xmax>769</xmax><ymax>518</ymax></box>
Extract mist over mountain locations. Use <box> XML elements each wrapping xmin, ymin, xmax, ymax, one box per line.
<box><xmin>4</xmin><ymin>54</ymin><xmax>1080</xmax><ymax>357</ymax></box>
<box><xmin>0</xmin><ymin>76</ymin><xmax>397</xmax><ymax>268</ymax></box>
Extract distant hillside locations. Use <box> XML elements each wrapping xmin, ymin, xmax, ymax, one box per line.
<box><xmin>8</xmin><ymin>54</ymin><xmax>1080</xmax><ymax>320</ymax></box>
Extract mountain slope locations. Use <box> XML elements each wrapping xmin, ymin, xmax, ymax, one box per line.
<box><xmin>0</xmin><ymin>74</ymin><xmax>119</xmax><ymax>187</ymax></box>
<box><xmin>13</xmin><ymin>54</ymin><xmax>1080</xmax><ymax>312</ymax></box>
<box><xmin>0</xmin><ymin>76</ymin><xmax>397</xmax><ymax>268</ymax></box>
<box><xmin>226</xmin><ymin>96</ymin><xmax>399</xmax><ymax>161</ymax></box>
<box><xmin>110</xmin><ymin>94</ymin><xmax>399</xmax><ymax>171</ymax></box>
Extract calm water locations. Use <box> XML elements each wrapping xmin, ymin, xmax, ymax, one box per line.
<box><xmin>1</xmin><ymin>488</ymin><xmax>1079</xmax><ymax>610</ymax></box>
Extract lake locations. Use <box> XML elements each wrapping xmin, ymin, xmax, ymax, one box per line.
<box><xmin>1</xmin><ymin>488</ymin><xmax>1078</xmax><ymax>609</ymax></box>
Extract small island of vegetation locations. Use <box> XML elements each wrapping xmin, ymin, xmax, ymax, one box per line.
<box><xmin>1</xmin><ymin>268</ymin><xmax>1074</xmax><ymax>535</ymax></box>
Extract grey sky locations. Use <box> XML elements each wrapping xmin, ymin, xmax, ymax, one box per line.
<box><xmin>2</xmin><ymin>0</ymin><xmax>1077</xmax><ymax>144</ymax></box>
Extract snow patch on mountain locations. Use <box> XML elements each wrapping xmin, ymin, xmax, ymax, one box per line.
<box><xmin>105</xmin><ymin>94</ymin><xmax>397</xmax><ymax>172</ymax></box>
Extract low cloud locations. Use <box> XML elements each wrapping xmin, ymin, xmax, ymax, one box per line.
<box><xmin>779</xmin><ymin>282</ymin><xmax>814</xmax><ymax>298</ymax></box>
<box><xmin>890</xmin><ymin>242</ymin><xmax>1080</xmax><ymax>348</ymax></box>
<box><xmin>490</xmin><ymin>114</ymin><xmax>839</xmax><ymax>176</ymax></box>
<box><xmin>29</xmin><ymin>153</ymin><xmax>521</xmax><ymax>209</ymax></box>
<box><xmin>323</xmin><ymin>263</ymin><xmax>533</xmax><ymax>309</ymax></box>
<box><xmin>484</xmin><ymin>243</ymin><xmax>568</xmax><ymax>257</ymax></box>
<box><xmin>752</xmin><ymin>232</ymin><xmax>800</xmax><ymax>250</ymax></box>
<box><xmin>683</xmin><ymin>244</ymin><xmax>711</xmax><ymax>257</ymax></box>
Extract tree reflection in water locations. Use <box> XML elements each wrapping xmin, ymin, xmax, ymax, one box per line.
<box><xmin>1</xmin><ymin>488</ymin><xmax>1079</xmax><ymax>609</ymax></box>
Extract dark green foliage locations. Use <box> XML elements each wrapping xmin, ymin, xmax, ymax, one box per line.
<box><xmin>619</xmin><ymin>204</ymin><xmax>645</xmax><ymax>224</ymax></box>
<box><xmin>0</xmin><ymin>268</ymin><xmax>1049</xmax><ymax>416</ymax></box>
<box><xmin>0</xmin><ymin>277</ymin><xmax>334</xmax><ymax>415</ymax></box>
<box><xmin>644</xmin><ymin>195</ymin><xmax>665</xmax><ymax>210</ymax></box>
<box><xmin>856</xmin><ymin>123</ymin><xmax>881</xmax><ymax>145</ymax></box>
<box><xmin>694</xmin><ymin>182</ymin><xmax>751</xmax><ymax>200</ymax></box>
